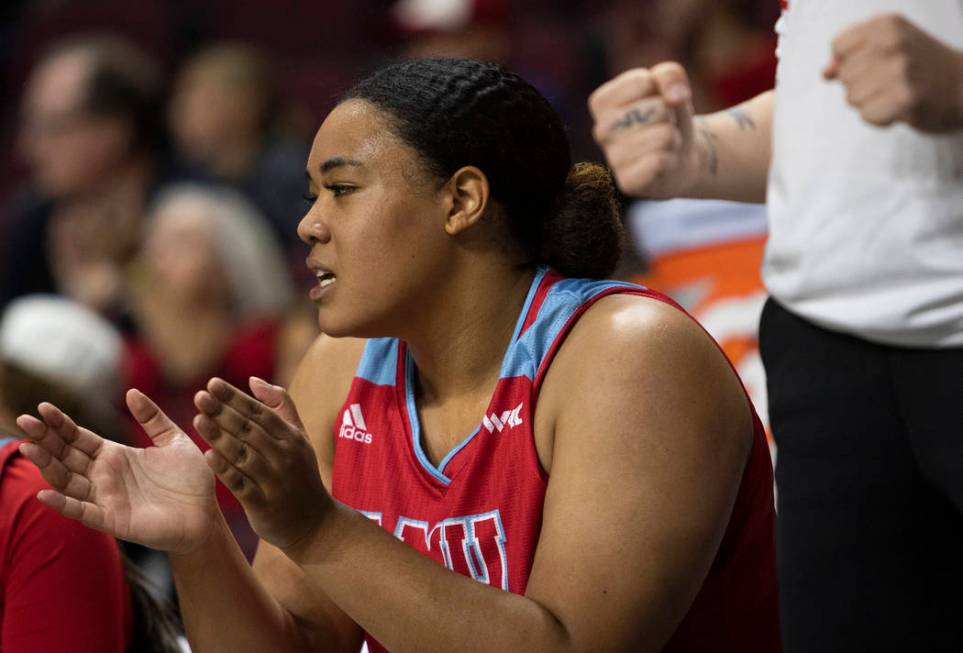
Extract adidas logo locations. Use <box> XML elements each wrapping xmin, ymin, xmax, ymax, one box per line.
<box><xmin>339</xmin><ymin>404</ymin><xmax>373</xmax><ymax>444</ymax></box>
<box><xmin>482</xmin><ymin>403</ymin><xmax>524</xmax><ymax>434</ymax></box>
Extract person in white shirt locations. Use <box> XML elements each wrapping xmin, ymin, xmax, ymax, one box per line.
<box><xmin>590</xmin><ymin>3</ymin><xmax>963</xmax><ymax>651</ymax></box>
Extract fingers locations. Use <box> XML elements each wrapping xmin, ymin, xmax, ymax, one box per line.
<box><xmin>204</xmin><ymin>448</ymin><xmax>265</xmax><ymax>504</ymax></box>
<box><xmin>857</xmin><ymin>92</ymin><xmax>907</xmax><ymax>127</ymax></box>
<box><xmin>829</xmin><ymin>42</ymin><xmax>914</xmax><ymax>127</ymax></box>
<box><xmin>206</xmin><ymin>378</ymin><xmax>291</xmax><ymax>438</ymax></box>
<box><xmin>193</xmin><ymin>403</ymin><xmax>273</xmax><ymax>472</ymax></box>
<box><xmin>588</xmin><ymin>68</ymin><xmax>658</xmax><ymax>120</ymax></box>
<box><xmin>831</xmin><ymin>18</ymin><xmax>872</xmax><ymax>62</ymax></box>
<box><xmin>589</xmin><ymin>62</ymin><xmax>695</xmax><ymax>199</ymax></box>
<box><xmin>593</xmin><ymin>97</ymin><xmax>671</xmax><ymax>144</ymax></box>
<box><xmin>650</xmin><ymin>61</ymin><xmax>692</xmax><ymax>106</ymax></box>
<box><xmin>18</xmin><ymin>440</ymin><xmax>93</xmax><ymax>501</ymax></box>
<box><xmin>832</xmin><ymin>13</ymin><xmax>908</xmax><ymax>62</ymax></box>
<box><xmin>826</xmin><ymin>13</ymin><xmax>915</xmax><ymax>118</ymax></box>
<box><xmin>21</xmin><ymin>403</ymin><xmax>102</xmax><ymax>458</ymax></box>
<box><xmin>249</xmin><ymin>377</ymin><xmax>304</xmax><ymax>429</ymax></box>
<box><xmin>17</xmin><ymin>406</ymin><xmax>98</xmax><ymax>479</ymax></box>
<box><xmin>36</xmin><ymin>488</ymin><xmax>109</xmax><ymax>532</ymax></box>
<box><xmin>193</xmin><ymin>386</ymin><xmax>277</xmax><ymax>490</ymax></box>
<box><xmin>126</xmin><ymin>389</ymin><xmax>183</xmax><ymax>446</ymax></box>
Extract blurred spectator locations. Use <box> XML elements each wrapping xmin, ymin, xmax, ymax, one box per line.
<box><xmin>123</xmin><ymin>184</ymin><xmax>312</xmax><ymax>559</ymax></box>
<box><xmin>389</xmin><ymin>0</ymin><xmax>608</xmax><ymax>161</ymax></box>
<box><xmin>392</xmin><ymin>0</ymin><xmax>511</xmax><ymax>62</ymax></box>
<box><xmin>1</xmin><ymin>35</ymin><xmax>180</xmax><ymax>323</ymax></box>
<box><xmin>0</xmin><ymin>295</ymin><xmax>182</xmax><ymax>653</ymax></box>
<box><xmin>169</xmin><ymin>43</ymin><xmax>310</xmax><ymax>259</ymax></box>
<box><xmin>0</xmin><ymin>295</ymin><xmax>122</xmax><ymax>444</ymax></box>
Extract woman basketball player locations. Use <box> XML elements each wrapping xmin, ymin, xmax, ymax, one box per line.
<box><xmin>17</xmin><ymin>59</ymin><xmax>779</xmax><ymax>652</ymax></box>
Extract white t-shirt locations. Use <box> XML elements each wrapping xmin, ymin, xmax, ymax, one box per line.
<box><xmin>765</xmin><ymin>0</ymin><xmax>963</xmax><ymax>347</ymax></box>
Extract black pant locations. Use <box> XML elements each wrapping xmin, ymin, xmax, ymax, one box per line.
<box><xmin>759</xmin><ymin>299</ymin><xmax>963</xmax><ymax>653</ymax></box>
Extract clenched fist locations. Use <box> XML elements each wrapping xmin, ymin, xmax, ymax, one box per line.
<box><xmin>589</xmin><ymin>62</ymin><xmax>700</xmax><ymax>199</ymax></box>
<box><xmin>824</xmin><ymin>13</ymin><xmax>963</xmax><ymax>133</ymax></box>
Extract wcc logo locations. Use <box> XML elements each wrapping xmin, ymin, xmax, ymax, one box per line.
<box><xmin>482</xmin><ymin>402</ymin><xmax>524</xmax><ymax>434</ymax></box>
<box><xmin>339</xmin><ymin>404</ymin><xmax>373</xmax><ymax>444</ymax></box>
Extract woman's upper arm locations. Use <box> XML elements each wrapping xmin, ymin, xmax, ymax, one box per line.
<box><xmin>526</xmin><ymin>296</ymin><xmax>753</xmax><ymax>652</ymax></box>
<box><xmin>252</xmin><ymin>333</ymin><xmax>367</xmax><ymax>652</ymax></box>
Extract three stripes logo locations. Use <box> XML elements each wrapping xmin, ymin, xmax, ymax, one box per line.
<box><xmin>339</xmin><ymin>403</ymin><xmax>374</xmax><ymax>444</ymax></box>
<box><xmin>482</xmin><ymin>403</ymin><xmax>524</xmax><ymax>434</ymax></box>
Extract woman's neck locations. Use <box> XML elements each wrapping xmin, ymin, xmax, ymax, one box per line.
<box><xmin>405</xmin><ymin>262</ymin><xmax>536</xmax><ymax>404</ymax></box>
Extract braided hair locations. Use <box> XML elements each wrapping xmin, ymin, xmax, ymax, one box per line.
<box><xmin>343</xmin><ymin>58</ymin><xmax>624</xmax><ymax>279</ymax></box>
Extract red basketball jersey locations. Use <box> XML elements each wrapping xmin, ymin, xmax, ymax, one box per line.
<box><xmin>331</xmin><ymin>268</ymin><xmax>780</xmax><ymax>652</ymax></box>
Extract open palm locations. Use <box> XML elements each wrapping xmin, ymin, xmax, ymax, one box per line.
<box><xmin>17</xmin><ymin>389</ymin><xmax>217</xmax><ymax>553</ymax></box>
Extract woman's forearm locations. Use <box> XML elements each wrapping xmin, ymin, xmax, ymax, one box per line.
<box><xmin>287</xmin><ymin>504</ymin><xmax>576</xmax><ymax>653</ymax></box>
<box><xmin>169</xmin><ymin>512</ymin><xmax>309</xmax><ymax>653</ymax></box>
<box><xmin>689</xmin><ymin>90</ymin><xmax>774</xmax><ymax>203</ymax></box>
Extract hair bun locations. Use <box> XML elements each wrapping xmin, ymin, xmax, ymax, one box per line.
<box><xmin>539</xmin><ymin>162</ymin><xmax>625</xmax><ymax>279</ymax></box>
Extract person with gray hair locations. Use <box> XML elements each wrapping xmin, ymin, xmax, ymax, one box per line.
<box><xmin>124</xmin><ymin>183</ymin><xmax>299</xmax><ymax>560</ymax></box>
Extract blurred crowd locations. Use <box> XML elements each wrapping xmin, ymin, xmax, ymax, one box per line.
<box><xmin>0</xmin><ymin>0</ymin><xmax>778</xmax><ymax>636</ymax></box>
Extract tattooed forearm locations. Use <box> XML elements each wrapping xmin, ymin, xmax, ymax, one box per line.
<box><xmin>612</xmin><ymin>107</ymin><xmax>657</xmax><ymax>131</ymax></box>
<box><xmin>728</xmin><ymin>106</ymin><xmax>756</xmax><ymax>130</ymax></box>
<box><xmin>695</xmin><ymin>117</ymin><xmax>719</xmax><ymax>176</ymax></box>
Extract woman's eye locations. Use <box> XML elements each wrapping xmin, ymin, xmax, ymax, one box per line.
<box><xmin>325</xmin><ymin>184</ymin><xmax>354</xmax><ymax>198</ymax></box>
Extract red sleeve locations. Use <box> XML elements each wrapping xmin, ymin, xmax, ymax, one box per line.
<box><xmin>1</xmin><ymin>456</ymin><xmax>132</xmax><ymax>652</ymax></box>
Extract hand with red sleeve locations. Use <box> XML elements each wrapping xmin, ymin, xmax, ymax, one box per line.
<box><xmin>824</xmin><ymin>13</ymin><xmax>963</xmax><ymax>133</ymax></box>
<box><xmin>192</xmin><ymin>376</ymin><xmax>333</xmax><ymax>552</ymax></box>
<box><xmin>16</xmin><ymin>391</ymin><xmax>218</xmax><ymax>554</ymax></box>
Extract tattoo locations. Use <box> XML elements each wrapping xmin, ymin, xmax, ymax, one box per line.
<box><xmin>613</xmin><ymin>107</ymin><xmax>657</xmax><ymax>131</ymax></box>
<box><xmin>728</xmin><ymin>106</ymin><xmax>755</xmax><ymax>131</ymax></box>
<box><xmin>696</xmin><ymin>118</ymin><xmax>719</xmax><ymax>176</ymax></box>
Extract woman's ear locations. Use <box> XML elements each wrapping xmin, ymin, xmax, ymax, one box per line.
<box><xmin>443</xmin><ymin>166</ymin><xmax>490</xmax><ymax>236</ymax></box>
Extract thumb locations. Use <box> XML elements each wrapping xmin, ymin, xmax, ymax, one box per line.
<box><xmin>126</xmin><ymin>389</ymin><xmax>183</xmax><ymax>446</ymax></box>
<box><xmin>823</xmin><ymin>57</ymin><xmax>840</xmax><ymax>80</ymax></box>
<box><xmin>249</xmin><ymin>377</ymin><xmax>304</xmax><ymax>429</ymax></box>
<box><xmin>651</xmin><ymin>61</ymin><xmax>695</xmax><ymax>142</ymax></box>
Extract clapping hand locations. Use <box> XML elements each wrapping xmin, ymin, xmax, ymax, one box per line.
<box><xmin>17</xmin><ymin>390</ymin><xmax>218</xmax><ymax>553</ymax></box>
<box><xmin>192</xmin><ymin>377</ymin><xmax>331</xmax><ymax>553</ymax></box>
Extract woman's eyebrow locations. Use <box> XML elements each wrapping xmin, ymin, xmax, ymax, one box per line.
<box><xmin>319</xmin><ymin>156</ymin><xmax>364</xmax><ymax>174</ymax></box>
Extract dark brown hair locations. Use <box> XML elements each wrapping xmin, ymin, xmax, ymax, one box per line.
<box><xmin>343</xmin><ymin>58</ymin><xmax>624</xmax><ymax>278</ymax></box>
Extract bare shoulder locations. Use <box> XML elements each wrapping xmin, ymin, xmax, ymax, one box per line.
<box><xmin>526</xmin><ymin>293</ymin><xmax>757</xmax><ymax>649</ymax></box>
<box><xmin>536</xmin><ymin>293</ymin><xmax>752</xmax><ymax>470</ymax></box>
<box><xmin>288</xmin><ymin>334</ymin><xmax>366</xmax><ymax>483</ymax></box>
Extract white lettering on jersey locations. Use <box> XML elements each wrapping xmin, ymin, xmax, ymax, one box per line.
<box><xmin>392</xmin><ymin>510</ymin><xmax>509</xmax><ymax>591</ymax></box>
<box><xmin>482</xmin><ymin>402</ymin><xmax>524</xmax><ymax>434</ymax></box>
<box><xmin>339</xmin><ymin>403</ymin><xmax>374</xmax><ymax>444</ymax></box>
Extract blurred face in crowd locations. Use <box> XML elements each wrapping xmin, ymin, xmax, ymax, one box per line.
<box><xmin>298</xmin><ymin>99</ymin><xmax>454</xmax><ymax>338</ymax></box>
<box><xmin>19</xmin><ymin>51</ymin><xmax>134</xmax><ymax>198</ymax></box>
<box><xmin>169</xmin><ymin>60</ymin><xmax>263</xmax><ymax>163</ymax></box>
<box><xmin>145</xmin><ymin>199</ymin><xmax>229</xmax><ymax>305</ymax></box>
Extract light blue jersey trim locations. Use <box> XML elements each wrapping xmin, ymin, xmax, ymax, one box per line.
<box><xmin>396</xmin><ymin>271</ymin><xmax>646</xmax><ymax>486</ymax></box>
<box><xmin>500</xmin><ymin>277</ymin><xmax>647</xmax><ymax>380</ymax></box>
<box><xmin>405</xmin><ymin>353</ymin><xmax>452</xmax><ymax>484</ymax></box>
<box><xmin>0</xmin><ymin>437</ymin><xmax>14</xmax><ymax>448</ymax></box>
<box><xmin>356</xmin><ymin>338</ymin><xmax>398</xmax><ymax>386</ymax></box>
<box><xmin>437</xmin><ymin>425</ymin><xmax>481</xmax><ymax>475</ymax></box>
<box><xmin>405</xmin><ymin>267</ymin><xmax>549</xmax><ymax>486</ymax></box>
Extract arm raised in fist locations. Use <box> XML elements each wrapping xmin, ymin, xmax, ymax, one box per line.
<box><xmin>590</xmin><ymin>62</ymin><xmax>773</xmax><ymax>203</ymax></box>
<box><xmin>824</xmin><ymin>13</ymin><xmax>963</xmax><ymax>133</ymax></box>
